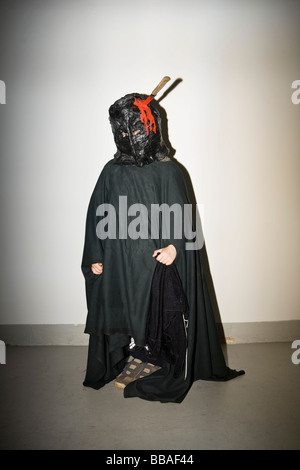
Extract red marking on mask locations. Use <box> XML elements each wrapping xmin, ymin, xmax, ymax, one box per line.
<box><xmin>133</xmin><ymin>96</ymin><xmax>157</xmax><ymax>135</ymax></box>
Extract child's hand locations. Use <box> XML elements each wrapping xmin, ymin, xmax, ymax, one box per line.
<box><xmin>91</xmin><ymin>263</ymin><xmax>103</xmax><ymax>275</ymax></box>
<box><xmin>152</xmin><ymin>245</ymin><xmax>177</xmax><ymax>265</ymax></box>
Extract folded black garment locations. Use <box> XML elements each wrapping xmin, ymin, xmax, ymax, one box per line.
<box><xmin>146</xmin><ymin>259</ymin><xmax>189</xmax><ymax>378</ymax></box>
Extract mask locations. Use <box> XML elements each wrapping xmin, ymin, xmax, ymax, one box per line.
<box><xmin>109</xmin><ymin>93</ymin><xmax>169</xmax><ymax>167</ymax></box>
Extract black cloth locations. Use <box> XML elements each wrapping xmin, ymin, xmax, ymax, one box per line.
<box><xmin>82</xmin><ymin>158</ymin><xmax>245</xmax><ymax>403</ymax></box>
<box><xmin>146</xmin><ymin>258</ymin><xmax>189</xmax><ymax>379</ymax></box>
<box><xmin>109</xmin><ymin>93</ymin><xmax>169</xmax><ymax>167</ymax></box>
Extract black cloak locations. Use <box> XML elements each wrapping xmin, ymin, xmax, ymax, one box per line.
<box><xmin>81</xmin><ymin>157</ymin><xmax>244</xmax><ymax>403</ymax></box>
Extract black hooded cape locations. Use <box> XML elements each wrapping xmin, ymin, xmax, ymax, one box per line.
<box><xmin>81</xmin><ymin>158</ymin><xmax>244</xmax><ymax>403</ymax></box>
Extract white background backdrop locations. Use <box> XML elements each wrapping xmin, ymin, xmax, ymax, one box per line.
<box><xmin>0</xmin><ymin>0</ymin><xmax>299</xmax><ymax>326</ymax></box>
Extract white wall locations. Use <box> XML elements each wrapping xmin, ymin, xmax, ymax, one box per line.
<box><xmin>0</xmin><ymin>0</ymin><xmax>299</xmax><ymax>325</ymax></box>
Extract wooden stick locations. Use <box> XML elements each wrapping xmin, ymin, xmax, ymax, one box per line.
<box><xmin>150</xmin><ymin>76</ymin><xmax>171</xmax><ymax>97</ymax></box>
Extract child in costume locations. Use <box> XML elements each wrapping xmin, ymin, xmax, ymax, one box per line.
<box><xmin>81</xmin><ymin>78</ymin><xmax>244</xmax><ymax>403</ymax></box>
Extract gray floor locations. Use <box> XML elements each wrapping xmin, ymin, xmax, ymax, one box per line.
<box><xmin>0</xmin><ymin>343</ymin><xmax>299</xmax><ymax>450</ymax></box>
